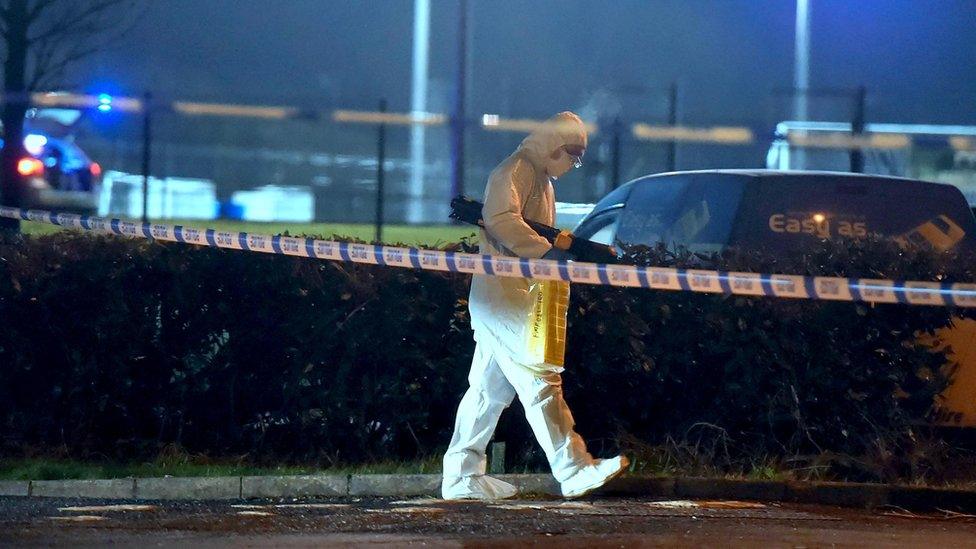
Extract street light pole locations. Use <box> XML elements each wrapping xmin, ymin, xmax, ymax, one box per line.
<box><xmin>141</xmin><ymin>91</ymin><xmax>152</xmax><ymax>224</ymax></box>
<box><xmin>794</xmin><ymin>0</ymin><xmax>811</xmax><ymax>170</ymax></box>
<box><xmin>449</xmin><ymin>0</ymin><xmax>468</xmax><ymax>204</ymax></box>
<box><xmin>375</xmin><ymin>99</ymin><xmax>388</xmax><ymax>242</ymax></box>
<box><xmin>850</xmin><ymin>86</ymin><xmax>866</xmax><ymax>173</ymax></box>
<box><xmin>407</xmin><ymin>0</ymin><xmax>430</xmax><ymax>224</ymax></box>
<box><xmin>666</xmin><ymin>82</ymin><xmax>679</xmax><ymax>172</ymax></box>
<box><xmin>794</xmin><ymin>0</ymin><xmax>811</xmax><ymax>122</ymax></box>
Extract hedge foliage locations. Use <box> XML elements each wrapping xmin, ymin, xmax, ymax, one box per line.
<box><xmin>0</xmin><ymin>231</ymin><xmax>973</xmax><ymax>481</ymax></box>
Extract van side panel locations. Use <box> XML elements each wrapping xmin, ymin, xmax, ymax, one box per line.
<box><xmin>729</xmin><ymin>174</ymin><xmax>976</xmax><ymax>255</ymax></box>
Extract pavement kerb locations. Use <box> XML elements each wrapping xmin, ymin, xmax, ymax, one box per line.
<box><xmin>0</xmin><ymin>480</ymin><xmax>30</xmax><ymax>497</ymax></box>
<box><xmin>242</xmin><ymin>474</ymin><xmax>349</xmax><ymax>499</ymax></box>
<box><xmin>6</xmin><ymin>474</ymin><xmax>976</xmax><ymax>512</ymax></box>
<box><xmin>134</xmin><ymin>476</ymin><xmax>241</xmax><ymax>500</ymax></box>
<box><xmin>30</xmin><ymin>478</ymin><xmax>136</xmax><ymax>499</ymax></box>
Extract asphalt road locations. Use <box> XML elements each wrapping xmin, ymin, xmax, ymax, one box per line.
<box><xmin>2</xmin><ymin>495</ymin><xmax>976</xmax><ymax>547</ymax></box>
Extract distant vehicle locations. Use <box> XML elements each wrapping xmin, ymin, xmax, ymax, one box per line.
<box><xmin>3</xmin><ymin>107</ymin><xmax>102</xmax><ymax>213</ymax></box>
<box><xmin>573</xmin><ymin>170</ymin><xmax>976</xmax><ymax>428</ymax></box>
<box><xmin>765</xmin><ymin>120</ymin><xmax>976</xmax><ymax>214</ymax></box>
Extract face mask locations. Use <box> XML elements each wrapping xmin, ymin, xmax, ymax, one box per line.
<box><xmin>546</xmin><ymin>150</ymin><xmax>576</xmax><ymax>179</ymax></box>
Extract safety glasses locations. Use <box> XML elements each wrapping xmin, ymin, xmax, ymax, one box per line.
<box><xmin>563</xmin><ymin>144</ymin><xmax>585</xmax><ymax>169</ymax></box>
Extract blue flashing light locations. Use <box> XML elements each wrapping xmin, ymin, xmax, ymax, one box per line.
<box><xmin>97</xmin><ymin>93</ymin><xmax>113</xmax><ymax>112</ymax></box>
<box><xmin>24</xmin><ymin>133</ymin><xmax>48</xmax><ymax>155</ymax></box>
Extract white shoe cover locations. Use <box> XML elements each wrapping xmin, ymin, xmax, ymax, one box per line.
<box><xmin>442</xmin><ymin>475</ymin><xmax>518</xmax><ymax>500</ymax></box>
<box><xmin>559</xmin><ymin>455</ymin><xmax>630</xmax><ymax>499</ymax></box>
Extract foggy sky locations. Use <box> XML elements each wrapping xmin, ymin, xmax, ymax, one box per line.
<box><xmin>73</xmin><ymin>0</ymin><xmax>976</xmax><ymax>127</ymax></box>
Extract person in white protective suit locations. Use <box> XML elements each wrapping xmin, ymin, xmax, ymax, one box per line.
<box><xmin>442</xmin><ymin>112</ymin><xmax>629</xmax><ymax>500</ymax></box>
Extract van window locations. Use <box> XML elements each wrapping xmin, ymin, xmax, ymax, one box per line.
<box><xmin>572</xmin><ymin>183</ymin><xmax>633</xmax><ymax>245</ymax></box>
<box><xmin>616</xmin><ymin>175</ymin><xmax>744</xmax><ymax>252</ymax></box>
<box><xmin>615</xmin><ymin>178</ymin><xmax>688</xmax><ymax>246</ymax></box>
<box><xmin>574</xmin><ymin>207</ymin><xmax>621</xmax><ymax>246</ymax></box>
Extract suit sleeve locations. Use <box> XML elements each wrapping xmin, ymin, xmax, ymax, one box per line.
<box><xmin>482</xmin><ymin>159</ymin><xmax>553</xmax><ymax>259</ymax></box>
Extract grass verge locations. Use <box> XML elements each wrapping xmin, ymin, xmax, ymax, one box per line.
<box><xmin>0</xmin><ymin>456</ymin><xmax>444</xmax><ymax>481</ymax></box>
<box><xmin>3</xmin><ymin>454</ymin><xmax>974</xmax><ymax>489</ymax></box>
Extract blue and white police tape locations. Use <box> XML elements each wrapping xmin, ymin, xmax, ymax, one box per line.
<box><xmin>4</xmin><ymin>206</ymin><xmax>976</xmax><ymax>308</ymax></box>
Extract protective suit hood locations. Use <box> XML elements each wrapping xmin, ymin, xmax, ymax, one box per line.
<box><xmin>517</xmin><ymin>111</ymin><xmax>588</xmax><ymax>178</ymax></box>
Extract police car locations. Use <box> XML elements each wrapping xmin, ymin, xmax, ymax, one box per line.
<box><xmin>7</xmin><ymin>107</ymin><xmax>102</xmax><ymax>213</ymax></box>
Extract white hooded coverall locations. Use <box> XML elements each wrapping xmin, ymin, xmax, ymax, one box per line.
<box><xmin>442</xmin><ymin>113</ymin><xmax>602</xmax><ymax>499</ymax></box>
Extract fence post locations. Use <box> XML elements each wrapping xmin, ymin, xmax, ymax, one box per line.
<box><xmin>375</xmin><ymin>99</ymin><xmax>388</xmax><ymax>243</ymax></box>
<box><xmin>141</xmin><ymin>91</ymin><xmax>152</xmax><ymax>224</ymax></box>
<box><xmin>850</xmin><ymin>86</ymin><xmax>866</xmax><ymax>173</ymax></box>
<box><xmin>667</xmin><ymin>82</ymin><xmax>678</xmax><ymax>172</ymax></box>
<box><xmin>610</xmin><ymin>117</ymin><xmax>621</xmax><ymax>190</ymax></box>
<box><xmin>449</xmin><ymin>0</ymin><xmax>468</xmax><ymax>202</ymax></box>
<box><xmin>0</xmin><ymin>89</ymin><xmax>26</xmax><ymax>233</ymax></box>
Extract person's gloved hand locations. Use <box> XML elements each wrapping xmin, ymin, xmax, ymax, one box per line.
<box><xmin>542</xmin><ymin>247</ymin><xmax>576</xmax><ymax>261</ymax></box>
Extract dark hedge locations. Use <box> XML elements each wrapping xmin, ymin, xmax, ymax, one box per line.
<box><xmin>0</xmin><ymin>231</ymin><xmax>973</xmax><ymax>481</ymax></box>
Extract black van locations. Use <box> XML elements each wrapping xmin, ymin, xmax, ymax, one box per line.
<box><xmin>573</xmin><ymin>170</ymin><xmax>976</xmax><ymax>428</ymax></box>
<box><xmin>573</xmin><ymin>170</ymin><xmax>976</xmax><ymax>258</ymax></box>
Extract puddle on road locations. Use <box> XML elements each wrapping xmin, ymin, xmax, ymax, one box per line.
<box><xmin>637</xmin><ymin>500</ymin><xmax>837</xmax><ymax>522</ymax></box>
<box><xmin>276</xmin><ymin>503</ymin><xmax>352</xmax><ymax>510</ymax></box>
<box><xmin>237</xmin><ymin>511</ymin><xmax>275</xmax><ymax>517</ymax></box>
<box><xmin>487</xmin><ymin>502</ymin><xmax>611</xmax><ymax>515</ymax></box>
<box><xmin>644</xmin><ymin>500</ymin><xmax>767</xmax><ymax>510</ymax></box>
<box><xmin>488</xmin><ymin>503</ymin><xmax>547</xmax><ymax>511</ymax></box>
<box><xmin>697</xmin><ymin>501</ymin><xmax>767</xmax><ymax>510</ymax></box>
<box><xmin>391</xmin><ymin>498</ymin><xmax>449</xmax><ymax>506</ymax></box>
<box><xmin>548</xmin><ymin>502</ymin><xmax>613</xmax><ymax>515</ymax></box>
<box><xmin>48</xmin><ymin>515</ymin><xmax>106</xmax><ymax>522</ymax></box>
<box><xmin>232</xmin><ymin>503</ymin><xmax>351</xmax><ymax>511</ymax></box>
<box><xmin>58</xmin><ymin>504</ymin><xmax>157</xmax><ymax>513</ymax></box>
<box><xmin>366</xmin><ymin>507</ymin><xmax>446</xmax><ymax>515</ymax></box>
<box><xmin>645</xmin><ymin>500</ymin><xmax>699</xmax><ymax>509</ymax></box>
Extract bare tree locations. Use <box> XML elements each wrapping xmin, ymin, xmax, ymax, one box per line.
<box><xmin>0</xmin><ymin>0</ymin><xmax>140</xmax><ymax>232</ymax></box>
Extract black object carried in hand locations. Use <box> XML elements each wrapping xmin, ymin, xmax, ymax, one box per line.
<box><xmin>450</xmin><ymin>195</ymin><xmax>618</xmax><ymax>263</ymax></box>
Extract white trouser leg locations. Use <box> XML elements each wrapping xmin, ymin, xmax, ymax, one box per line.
<box><xmin>496</xmin><ymin>358</ymin><xmax>594</xmax><ymax>483</ymax></box>
<box><xmin>443</xmin><ymin>343</ymin><xmax>517</xmax><ymax>478</ymax></box>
